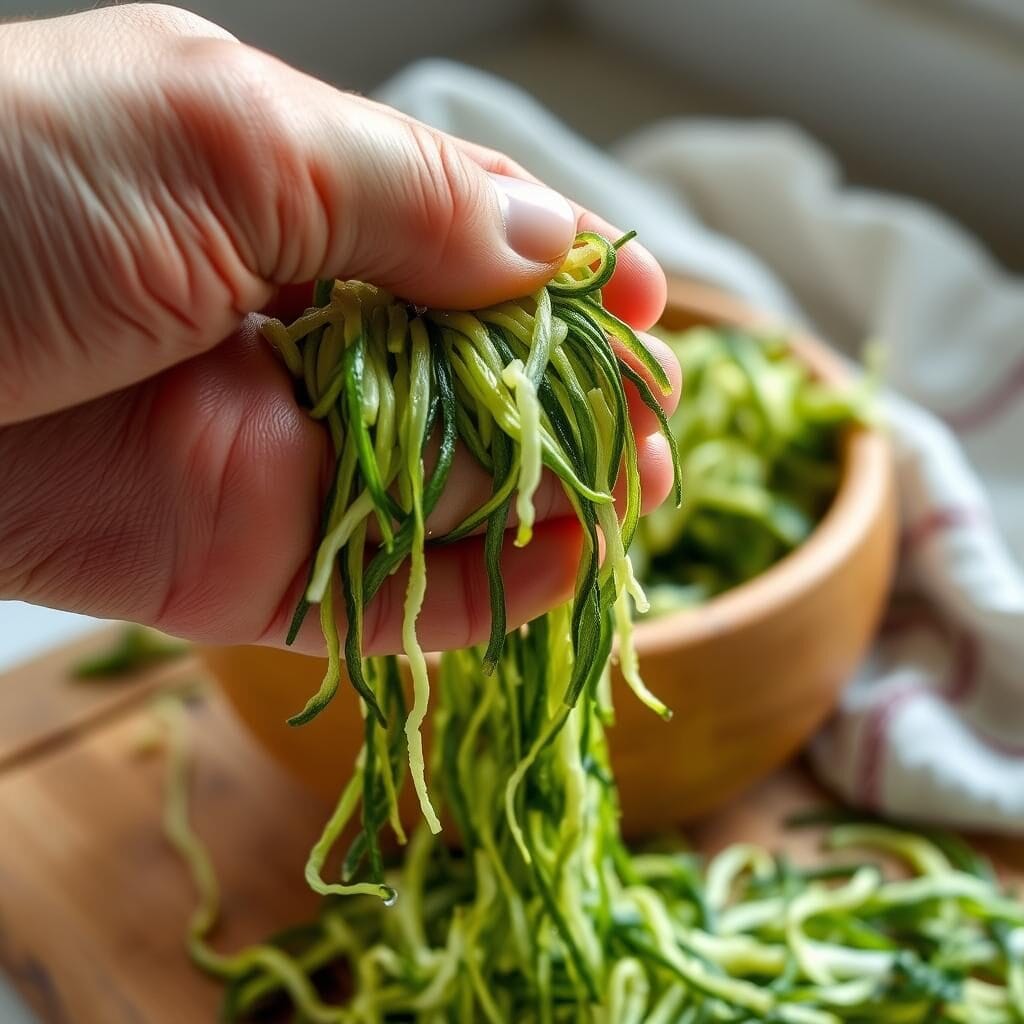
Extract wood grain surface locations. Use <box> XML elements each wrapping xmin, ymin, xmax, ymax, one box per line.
<box><xmin>0</xmin><ymin>626</ymin><xmax>201</xmax><ymax>775</ymax></box>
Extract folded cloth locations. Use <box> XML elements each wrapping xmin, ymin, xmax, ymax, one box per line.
<box><xmin>378</xmin><ymin>60</ymin><xmax>1024</xmax><ymax>833</ymax></box>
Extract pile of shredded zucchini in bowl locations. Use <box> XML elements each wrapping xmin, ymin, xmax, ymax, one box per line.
<box><xmin>152</xmin><ymin>233</ymin><xmax>1023</xmax><ymax>1023</ymax></box>
<box><xmin>632</xmin><ymin>327</ymin><xmax>876</xmax><ymax>615</ymax></box>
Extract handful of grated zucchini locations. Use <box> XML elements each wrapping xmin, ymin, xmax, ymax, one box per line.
<box><xmin>156</xmin><ymin>234</ymin><xmax>1023</xmax><ymax>1022</ymax></box>
<box><xmin>632</xmin><ymin>327</ymin><xmax>875</xmax><ymax>614</ymax></box>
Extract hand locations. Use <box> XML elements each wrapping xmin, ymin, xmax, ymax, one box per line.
<box><xmin>0</xmin><ymin>4</ymin><xmax>680</xmax><ymax>654</ymax></box>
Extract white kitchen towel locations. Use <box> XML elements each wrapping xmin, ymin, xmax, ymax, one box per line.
<box><xmin>378</xmin><ymin>60</ymin><xmax>1024</xmax><ymax>834</ymax></box>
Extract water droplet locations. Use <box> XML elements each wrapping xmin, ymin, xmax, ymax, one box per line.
<box><xmin>381</xmin><ymin>886</ymin><xmax>398</xmax><ymax>908</ymax></box>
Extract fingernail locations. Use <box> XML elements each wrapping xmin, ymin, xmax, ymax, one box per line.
<box><xmin>489</xmin><ymin>172</ymin><xmax>575</xmax><ymax>263</ymax></box>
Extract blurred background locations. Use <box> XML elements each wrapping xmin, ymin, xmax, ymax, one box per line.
<box><xmin>4</xmin><ymin>0</ymin><xmax>1022</xmax><ymax>270</ymax></box>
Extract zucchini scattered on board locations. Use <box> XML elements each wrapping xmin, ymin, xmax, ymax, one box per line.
<box><xmin>72</xmin><ymin>624</ymin><xmax>189</xmax><ymax>680</ymax></box>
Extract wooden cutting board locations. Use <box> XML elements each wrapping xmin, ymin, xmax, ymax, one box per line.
<box><xmin>0</xmin><ymin>627</ymin><xmax>1019</xmax><ymax>1024</ymax></box>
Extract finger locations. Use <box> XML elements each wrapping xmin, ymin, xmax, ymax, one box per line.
<box><xmin>278</xmin><ymin>517</ymin><xmax>583</xmax><ymax>657</ymax></box>
<box><xmin>0</xmin><ymin>324</ymin><xmax>328</xmax><ymax>645</ymax></box>
<box><xmin>618</xmin><ymin>331</ymin><xmax>683</xmax><ymax>436</ymax></box>
<box><xmin>224</xmin><ymin>56</ymin><xmax>579</xmax><ymax>309</ymax></box>
<box><xmin>237</xmin><ymin>100</ymin><xmax>665</xmax><ymax>328</ymax></box>
<box><xmin>252</xmin><ymin>98</ymin><xmax>670</xmax><ymax>346</ymax></box>
<box><xmin>633</xmin><ymin>432</ymin><xmax>676</xmax><ymax>515</ymax></box>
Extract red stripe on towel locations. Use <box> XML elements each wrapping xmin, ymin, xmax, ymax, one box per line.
<box><xmin>942</xmin><ymin>352</ymin><xmax>1024</xmax><ymax>434</ymax></box>
<box><xmin>857</xmin><ymin>630</ymin><xmax>981</xmax><ymax>809</ymax></box>
<box><xmin>900</xmin><ymin>506</ymin><xmax>987</xmax><ymax>553</ymax></box>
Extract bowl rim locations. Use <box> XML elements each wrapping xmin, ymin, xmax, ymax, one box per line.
<box><xmin>632</xmin><ymin>278</ymin><xmax>894</xmax><ymax>654</ymax></box>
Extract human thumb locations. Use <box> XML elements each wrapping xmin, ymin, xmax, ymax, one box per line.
<box><xmin>248</xmin><ymin>73</ymin><xmax>578</xmax><ymax>309</ymax></box>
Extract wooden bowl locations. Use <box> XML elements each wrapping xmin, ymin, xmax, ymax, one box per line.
<box><xmin>199</xmin><ymin>280</ymin><xmax>897</xmax><ymax>836</ymax></box>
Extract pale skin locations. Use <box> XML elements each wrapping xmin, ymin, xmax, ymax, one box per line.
<box><xmin>0</xmin><ymin>4</ymin><xmax>681</xmax><ymax>656</ymax></box>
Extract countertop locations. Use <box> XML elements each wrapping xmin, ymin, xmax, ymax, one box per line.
<box><xmin>0</xmin><ymin>602</ymin><xmax>103</xmax><ymax>1024</ymax></box>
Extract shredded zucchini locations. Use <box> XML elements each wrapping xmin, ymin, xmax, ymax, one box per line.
<box><xmin>632</xmin><ymin>325</ymin><xmax>876</xmax><ymax>612</ymax></box>
<box><xmin>150</xmin><ymin>233</ymin><xmax>1023</xmax><ymax>1022</ymax></box>
<box><xmin>72</xmin><ymin>624</ymin><xmax>188</xmax><ymax>680</ymax></box>
<box><xmin>160</xmin><ymin>680</ymin><xmax>1024</xmax><ymax>1023</ymax></box>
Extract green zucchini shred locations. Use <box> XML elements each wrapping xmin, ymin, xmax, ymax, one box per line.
<box><xmin>72</xmin><ymin>624</ymin><xmax>189</xmax><ymax>680</ymax></box>
<box><xmin>632</xmin><ymin>324</ymin><xmax>876</xmax><ymax>612</ymax></box>
<box><xmin>150</xmin><ymin>233</ymin><xmax>1022</xmax><ymax>1022</ymax></box>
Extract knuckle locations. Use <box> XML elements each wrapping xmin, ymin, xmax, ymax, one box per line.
<box><xmin>157</xmin><ymin>38</ymin><xmax>302</xmax><ymax>283</ymax></box>
<box><xmin>400</xmin><ymin>124</ymin><xmax>475</xmax><ymax>263</ymax></box>
<box><xmin>120</xmin><ymin>3</ymin><xmax>237</xmax><ymax>42</ymax></box>
<box><xmin>169</xmin><ymin>37</ymin><xmax>283</xmax><ymax>131</ymax></box>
